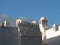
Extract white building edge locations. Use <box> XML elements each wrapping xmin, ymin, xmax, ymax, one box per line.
<box><xmin>39</xmin><ymin>17</ymin><xmax>60</xmax><ymax>39</ymax></box>
<box><xmin>39</xmin><ymin>16</ymin><xmax>60</xmax><ymax>45</ymax></box>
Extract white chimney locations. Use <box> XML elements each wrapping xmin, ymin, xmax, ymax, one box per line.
<box><xmin>32</xmin><ymin>20</ymin><xmax>38</xmax><ymax>24</ymax></box>
<box><xmin>4</xmin><ymin>20</ymin><xmax>9</xmax><ymax>27</ymax></box>
<box><xmin>16</xmin><ymin>19</ymin><xmax>23</xmax><ymax>27</ymax></box>
<box><xmin>53</xmin><ymin>24</ymin><xmax>59</xmax><ymax>31</ymax></box>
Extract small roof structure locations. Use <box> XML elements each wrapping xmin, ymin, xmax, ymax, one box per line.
<box><xmin>40</xmin><ymin>16</ymin><xmax>47</xmax><ymax>21</ymax></box>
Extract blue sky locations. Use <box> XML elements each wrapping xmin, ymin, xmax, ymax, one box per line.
<box><xmin>0</xmin><ymin>0</ymin><xmax>60</xmax><ymax>27</ymax></box>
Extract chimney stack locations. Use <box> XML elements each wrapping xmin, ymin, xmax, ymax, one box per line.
<box><xmin>1</xmin><ymin>20</ymin><xmax>9</xmax><ymax>27</ymax></box>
